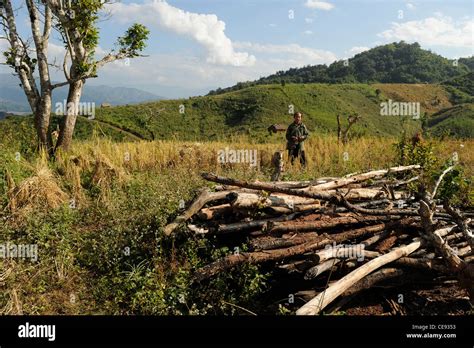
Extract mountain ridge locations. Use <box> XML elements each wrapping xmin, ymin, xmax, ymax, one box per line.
<box><xmin>208</xmin><ymin>42</ymin><xmax>473</xmax><ymax>95</ymax></box>
<box><xmin>0</xmin><ymin>73</ymin><xmax>164</xmax><ymax>112</ymax></box>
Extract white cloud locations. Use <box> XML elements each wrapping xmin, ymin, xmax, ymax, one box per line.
<box><xmin>105</xmin><ymin>0</ymin><xmax>255</xmax><ymax>67</ymax></box>
<box><xmin>304</xmin><ymin>1</ymin><xmax>334</xmax><ymax>11</ymax></box>
<box><xmin>406</xmin><ymin>3</ymin><xmax>415</xmax><ymax>10</ymax></box>
<box><xmin>303</xmin><ymin>30</ymin><xmax>313</xmax><ymax>35</ymax></box>
<box><xmin>378</xmin><ymin>13</ymin><xmax>473</xmax><ymax>48</ymax></box>
<box><xmin>347</xmin><ymin>46</ymin><xmax>370</xmax><ymax>55</ymax></box>
<box><xmin>269</xmin><ymin>23</ymin><xmax>277</xmax><ymax>27</ymax></box>
<box><xmin>234</xmin><ymin>42</ymin><xmax>337</xmax><ymax>65</ymax></box>
<box><xmin>90</xmin><ymin>42</ymin><xmax>338</xmax><ymax>97</ymax></box>
<box><xmin>305</xmin><ymin>17</ymin><xmax>314</xmax><ymax>23</ymax></box>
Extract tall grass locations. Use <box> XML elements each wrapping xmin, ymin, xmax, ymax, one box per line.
<box><xmin>0</xmin><ymin>135</ymin><xmax>472</xmax><ymax>314</ymax></box>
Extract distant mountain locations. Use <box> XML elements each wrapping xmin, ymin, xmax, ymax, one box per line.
<box><xmin>209</xmin><ymin>42</ymin><xmax>473</xmax><ymax>95</ymax></box>
<box><xmin>0</xmin><ymin>74</ymin><xmax>164</xmax><ymax>112</ymax></box>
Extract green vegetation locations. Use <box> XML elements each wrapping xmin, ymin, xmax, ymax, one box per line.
<box><xmin>0</xmin><ymin>133</ymin><xmax>472</xmax><ymax>315</ymax></box>
<box><xmin>427</xmin><ymin>104</ymin><xmax>474</xmax><ymax>138</ymax></box>
<box><xmin>3</xmin><ymin>80</ymin><xmax>472</xmax><ymax>145</ymax></box>
<box><xmin>58</xmin><ymin>83</ymin><xmax>455</xmax><ymax>141</ymax></box>
<box><xmin>209</xmin><ymin>42</ymin><xmax>472</xmax><ymax>95</ymax></box>
<box><xmin>442</xmin><ymin>72</ymin><xmax>474</xmax><ymax>100</ymax></box>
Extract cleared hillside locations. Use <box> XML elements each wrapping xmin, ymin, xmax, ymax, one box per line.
<box><xmin>92</xmin><ymin>83</ymin><xmax>453</xmax><ymax>141</ymax></box>
<box><xmin>2</xmin><ymin>82</ymin><xmax>470</xmax><ymax>145</ymax></box>
<box><xmin>428</xmin><ymin>104</ymin><xmax>474</xmax><ymax>138</ymax></box>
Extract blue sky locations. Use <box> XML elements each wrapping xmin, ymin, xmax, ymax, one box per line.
<box><xmin>1</xmin><ymin>0</ymin><xmax>473</xmax><ymax>98</ymax></box>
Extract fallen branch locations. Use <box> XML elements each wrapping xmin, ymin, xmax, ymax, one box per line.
<box><xmin>164</xmin><ymin>189</ymin><xmax>230</xmax><ymax>236</ymax></box>
<box><xmin>296</xmin><ymin>240</ymin><xmax>421</xmax><ymax>315</ymax></box>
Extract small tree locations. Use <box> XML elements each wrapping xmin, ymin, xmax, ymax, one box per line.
<box><xmin>336</xmin><ymin>113</ymin><xmax>361</xmax><ymax>145</ymax></box>
<box><xmin>1</xmin><ymin>0</ymin><xmax>149</xmax><ymax>153</ymax></box>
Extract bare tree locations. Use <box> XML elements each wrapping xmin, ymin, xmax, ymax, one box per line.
<box><xmin>336</xmin><ymin>113</ymin><xmax>361</xmax><ymax>145</ymax></box>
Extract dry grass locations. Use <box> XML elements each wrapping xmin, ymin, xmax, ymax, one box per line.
<box><xmin>65</xmin><ymin>136</ymin><xmax>474</xmax><ymax>178</ymax></box>
<box><xmin>5</xmin><ymin>136</ymin><xmax>473</xmax><ymax>215</ymax></box>
<box><xmin>7</xmin><ymin>152</ymin><xmax>69</xmax><ymax>215</ymax></box>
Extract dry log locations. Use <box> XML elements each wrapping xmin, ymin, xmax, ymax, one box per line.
<box><xmin>253</xmin><ymin>222</ymin><xmax>393</xmax><ymax>251</ymax></box>
<box><xmin>202</xmin><ymin>173</ymin><xmax>420</xmax><ymax>217</ymax></box>
<box><xmin>444</xmin><ymin>203</ymin><xmax>474</xmax><ymax>250</ymax></box>
<box><xmin>197</xmin><ymin>204</ymin><xmax>232</xmax><ymax>220</ymax></box>
<box><xmin>164</xmin><ymin>189</ymin><xmax>230</xmax><ymax>236</ymax></box>
<box><xmin>342</xmin><ymin>268</ymin><xmax>405</xmax><ymax>296</ymax></box>
<box><xmin>228</xmin><ymin>192</ymin><xmax>320</xmax><ymax>210</ymax></box>
<box><xmin>193</xmin><ymin>237</ymin><xmax>333</xmax><ymax>283</ymax></box>
<box><xmin>325</xmin><ymin>188</ymin><xmax>408</xmax><ymax>200</ymax></box>
<box><xmin>202</xmin><ymin>173</ymin><xmax>345</xmax><ymax>201</ymax></box>
<box><xmin>250</xmin><ymin>232</ymin><xmax>319</xmax><ymax>251</ymax></box>
<box><xmin>305</xmin><ymin>259</ymin><xmax>340</xmax><ymax>280</ymax></box>
<box><xmin>306</xmin><ymin>165</ymin><xmax>420</xmax><ymax>191</ymax></box>
<box><xmin>267</xmin><ymin>215</ymin><xmax>397</xmax><ymax>234</ymax></box>
<box><xmin>319</xmin><ymin>244</ymin><xmax>380</xmax><ymax>263</ymax></box>
<box><xmin>266</xmin><ymin>203</ymin><xmax>322</xmax><ymax>215</ymax></box>
<box><xmin>216</xmin><ymin>213</ymin><xmax>298</xmax><ymax>234</ymax></box>
<box><xmin>296</xmin><ymin>240</ymin><xmax>421</xmax><ymax>315</ymax></box>
<box><xmin>278</xmin><ymin>259</ymin><xmax>316</xmax><ymax>273</ymax></box>
<box><xmin>418</xmin><ymin>197</ymin><xmax>474</xmax><ymax>299</ymax></box>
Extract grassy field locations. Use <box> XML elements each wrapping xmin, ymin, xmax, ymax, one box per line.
<box><xmin>0</xmin><ymin>133</ymin><xmax>472</xmax><ymax>315</ymax></box>
<box><xmin>46</xmin><ymin>82</ymin><xmax>465</xmax><ymax>142</ymax></box>
<box><xmin>0</xmin><ymin>78</ymin><xmax>472</xmax><ymax>314</ymax></box>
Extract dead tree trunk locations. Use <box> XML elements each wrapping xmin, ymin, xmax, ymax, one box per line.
<box><xmin>296</xmin><ymin>240</ymin><xmax>421</xmax><ymax>315</ymax></box>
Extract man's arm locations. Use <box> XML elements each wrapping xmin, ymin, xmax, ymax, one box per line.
<box><xmin>299</xmin><ymin>124</ymin><xmax>309</xmax><ymax>141</ymax></box>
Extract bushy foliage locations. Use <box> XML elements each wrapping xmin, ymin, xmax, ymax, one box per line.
<box><xmin>209</xmin><ymin>42</ymin><xmax>472</xmax><ymax>95</ymax></box>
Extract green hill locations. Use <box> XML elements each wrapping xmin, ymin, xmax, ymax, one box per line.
<box><xmin>2</xmin><ymin>82</ymin><xmax>473</xmax><ymax>148</ymax></box>
<box><xmin>209</xmin><ymin>42</ymin><xmax>472</xmax><ymax>95</ymax></box>
<box><xmin>66</xmin><ymin>83</ymin><xmax>456</xmax><ymax>141</ymax></box>
<box><xmin>427</xmin><ymin>104</ymin><xmax>474</xmax><ymax>138</ymax></box>
<box><xmin>441</xmin><ymin>72</ymin><xmax>474</xmax><ymax>101</ymax></box>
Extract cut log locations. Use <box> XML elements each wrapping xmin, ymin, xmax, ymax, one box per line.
<box><xmin>228</xmin><ymin>192</ymin><xmax>320</xmax><ymax>210</ymax></box>
<box><xmin>418</xmin><ymin>198</ymin><xmax>474</xmax><ymax>298</ymax></box>
<box><xmin>193</xmin><ymin>236</ymin><xmax>332</xmax><ymax>283</ymax></box>
<box><xmin>216</xmin><ymin>213</ymin><xmax>298</xmax><ymax>234</ymax></box>
<box><xmin>342</xmin><ymin>268</ymin><xmax>405</xmax><ymax>296</ymax></box>
<box><xmin>305</xmin><ymin>259</ymin><xmax>340</xmax><ymax>280</ymax></box>
<box><xmin>197</xmin><ymin>204</ymin><xmax>232</xmax><ymax>220</ymax></box>
<box><xmin>296</xmin><ymin>240</ymin><xmax>421</xmax><ymax>315</ymax></box>
<box><xmin>250</xmin><ymin>232</ymin><xmax>319</xmax><ymax>251</ymax></box>
<box><xmin>306</xmin><ymin>165</ymin><xmax>420</xmax><ymax>191</ymax></box>
<box><xmin>267</xmin><ymin>215</ymin><xmax>397</xmax><ymax>234</ymax></box>
<box><xmin>322</xmin><ymin>188</ymin><xmax>408</xmax><ymax>200</ymax></box>
<box><xmin>266</xmin><ymin>203</ymin><xmax>322</xmax><ymax>215</ymax></box>
<box><xmin>444</xmin><ymin>203</ymin><xmax>474</xmax><ymax>250</ymax></box>
<box><xmin>164</xmin><ymin>189</ymin><xmax>230</xmax><ymax>236</ymax></box>
<box><xmin>314</xmin><ymin>248</ymin><xmax>381</xmax><ymax>264</ymax></box>
<box><xmin>202</xmin><ymin>173</ymin><xmax>337</xmax><ymax>201</ymax></box>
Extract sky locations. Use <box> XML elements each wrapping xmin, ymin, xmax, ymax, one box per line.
<box><xmin>1</xmin><ymin>0</ymin><xmax>473</xmax><ymax>98</ymax></box>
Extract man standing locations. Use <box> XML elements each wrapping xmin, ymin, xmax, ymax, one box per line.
<box><xmin>286</xmin><ymin>112</ymin><xmax>309</xmax><ymax>167</ymax></box>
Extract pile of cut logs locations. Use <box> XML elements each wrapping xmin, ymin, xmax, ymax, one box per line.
<box><xmin>164</xmin><ymin>165</ymin><xmax>474</xmax><ymax>315</ymax></box>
